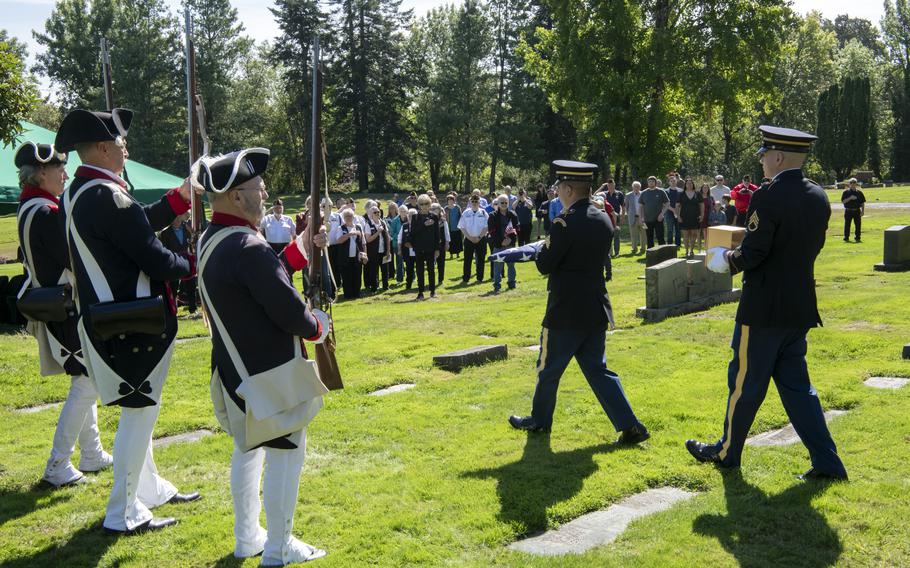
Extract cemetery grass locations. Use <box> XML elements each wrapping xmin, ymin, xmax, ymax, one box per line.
<box><xmin>0</xmin><ymin>211</ymin><xmax>906</xmax><ymax>567</ymax></box>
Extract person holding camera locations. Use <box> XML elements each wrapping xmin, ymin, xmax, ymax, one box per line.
<box><xmin>731</xmin><ymin>175</ymin><xmax>758</xmax><ymax>227</ymax></box>
<box><xmin>841</xmin><ymin>178</ymin><xmax>866</xmax><ymax>242</ymax></box>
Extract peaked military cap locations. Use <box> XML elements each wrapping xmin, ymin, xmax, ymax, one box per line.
<box><xmin>54</xmin><ymin>108</ymin><xmax>134</xmax><ymax>153</ymax></box>
<box><xmin>195</xmin><ymin>148</ymin><xmax>270</xmax><ymax>193</ymax></box>
<box><xmin>551</xmin><ymin>160</ymin><xmax>599</xmax><ymax>182</ymax></box>
<box><xmin>757</xmin><ymin>125</ymin><xmax>817</xmax><ymax>154</ymax></box>
<box><xmin>14</xmin><ymin>141</ymin><xmax>67</xmax><ymax>168</ymax></box>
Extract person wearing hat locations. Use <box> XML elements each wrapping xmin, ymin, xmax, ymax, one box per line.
<box><xmin>194</xmin><ymin>148</ymin><xmax>330</xmax><ymax>563</ymax></box>
<box><xmin>841</xmin><ymin>178</ymin><xmax>865</xmax><ymax>242</ymax></box>
<box><xmin>689</xmin><ymin>125</ymin><xmax>848</xmax><ymax>481</ymax></box>
<box><xmin>508</xmin><ymin>160</ymin><xmax>650</xmax><ymax>444</ymax></box>
<box><xmin>261</xmin><ymin>198</ymin><xmax>296</xmax><ymax>254</ymax></box>
<box><xmin>55</xmin><ymin>108</ymin><xmax>201</xmax><ymax>534</ymax></box>
<box><xmin>14</xmin><ymin>141</ymin><xmax>113</xmax><ymax>487</ymax></box>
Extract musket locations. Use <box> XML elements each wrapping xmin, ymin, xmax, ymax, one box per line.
<box><xmin>184</xmin><ymin>9</ymin><xmax>207</xmax><ymax>240</ymax></box>
<box><xmin>99</xmin><ymin>37</ymin><xmax>134</xmax><ymax>191</ymax></box>
<box><xmin>307</xmin><ymin>37</ymin><xmax>343</xmax><ymax>390</ymax></box>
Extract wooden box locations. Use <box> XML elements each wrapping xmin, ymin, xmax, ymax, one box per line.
<box><xmin>705</xmin><ymin>225</ymin><xmax>746</xmax><ymax>250</ymax></box>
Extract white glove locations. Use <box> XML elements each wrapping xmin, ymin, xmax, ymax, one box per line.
<box><xmin>311</xmin><ymin>309</ymin><xmax>331</xmax><ymax>344</ymax></box>
<box><xmin>706</xmin><ymin>246</ymin><xmax>730</xmax><ymax>273</ymax></box>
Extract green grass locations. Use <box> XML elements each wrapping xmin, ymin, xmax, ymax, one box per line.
<box><xmin>824</xmin><ymin>185</ymin><xmax>910</xmax><ymax>204</ymax></box>
<box><xmin>0</xmin><ymin>208</ymin><xmax>909</xmax><ymax>566</ymax></box>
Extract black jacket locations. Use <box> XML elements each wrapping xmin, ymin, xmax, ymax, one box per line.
<box><xmin>409</xmin><ymin>212</ymin><xmax>441</xmax><ymax>254</ymax></box>
<box><xmin>536</xmin><ymin>198</ymin><xmax>613</xmax><ymax>330</ymax></box>
<box><xmin>729</xmin><ymin>169</ymin><xmax>829</xmax><ymax>328</ymax></box>
<box><xmin>488</xmin><ymin>209</ymin><xmax>520</xmax><ymax>249</ymax></box>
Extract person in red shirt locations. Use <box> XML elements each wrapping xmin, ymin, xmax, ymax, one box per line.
<box><xmin>730</xmin><ymin>175</ymin><xmax>759</xmax><ymax>226</ymax></box>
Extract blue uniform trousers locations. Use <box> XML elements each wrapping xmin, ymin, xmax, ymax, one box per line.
<box><xmin>715</xmin><ymin>323</ymin><xmax>846</xmax><ymax>476</ymax></box>
<box><xmin>531</xmin><ymin>327</ymin><xmax>638</xmax><ymax>431</ymax></box>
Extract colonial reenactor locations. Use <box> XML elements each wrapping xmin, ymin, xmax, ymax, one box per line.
<box><xmin>54</xmin><ymin>108</ymin><xmax>201</xmax><ymax>534</ymax></box>
<box><xmin>690</xmin><ymin>126</ymin><xmax>848</xmax><ymax>481</ymax></box>
<box><xmin>14</xmin><ymin>141</ymin><xmax>112</xmax><ymax>486</ymax></box>
<box><xmin>509</xmin><ymin>160</ymin><xmax>650</xmax><ymax>444</ymax></box>
<box><xmin>195</xmin><ymin>148</ymin><xmax>330</xmax><ymax>564</ymax></box>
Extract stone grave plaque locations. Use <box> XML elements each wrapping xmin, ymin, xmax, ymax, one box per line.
<box><xmin>875</xmin><ymin>225</ymin><xmax>910</xmax><ymax>272</ymax></box>
<box><xmin>433</xmin><ymin>344</ymin><xmax>507</xmax><ymax>372</ymax></box>
<box><xmin>645</xmin><ymin>258</ymin><xmax>688</xmax><ymax>309</ymax></box>
<box><xmin>645</xmin><ymin>244</ymin><xmax>678</xmax><ymax>267</ymax></box>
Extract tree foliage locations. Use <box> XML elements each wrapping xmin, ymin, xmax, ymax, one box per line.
<box><xmin>0</xmin><ymin>33</ymin><xmax>38</xmax><ymax>145</ymax></box>
<box><xmin>816</xmin><ymin>78</ymin><xmax>872</xmax><ymax>180</ymax></box>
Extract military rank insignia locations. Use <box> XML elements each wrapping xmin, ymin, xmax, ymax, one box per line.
<box><xmin>553</xmin><ymin>217</ymin><xmax>567</xmax><ymax>228</ymax></box>
<box><xmin>747</xmin><ymin>211</ymin><xmax>760</xmax><ymax>232</ymax></box>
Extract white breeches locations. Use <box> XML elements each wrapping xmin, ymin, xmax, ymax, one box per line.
<box><xmin>50</xmin><ymin>374</ymin><xmax>103</xmax><ymax>462</ymax></box>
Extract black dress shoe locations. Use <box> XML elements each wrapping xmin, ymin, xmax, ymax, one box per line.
<box><xmin>616</xmin><ymin>423</ymin><xmax>650</xmax><ymax>445</ymax></box>
<box><xmin>685</xmin><ymin>439</ymin><xmax>722</xmax><ymax>463</ymax></box>
<box><xmin>167</xmin><ymin>492</ymin><xmax>201</xmax><ymax>504</ymax></box>
<box><xmin>105</xmin><ymin>517</ymin><xmax>178</xmax><ymax>536</ymax></box>
<box><xmin>508</xmin><ymin>415</ymin><xmax>550</xmax><ymax>432</ymax></box>
<box><xmin>798</xmin><ymin>467</ymin><xmax>848</xmax><ymax>482</ymax></box>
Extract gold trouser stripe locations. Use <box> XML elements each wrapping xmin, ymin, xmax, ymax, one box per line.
<box><xmin>719</xmin><ymin>325</ymin><xmax>750</xmax><ymax>460</ymax></box>
<box><xmin>537</xmin><ymin>328</ymin><xmax>549</xmax><ymax>374</ymax></box>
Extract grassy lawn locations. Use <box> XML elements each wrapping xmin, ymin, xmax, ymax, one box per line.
<box><xmin>824</xmin><ymin>184</ymin><xmax>910</xmax><ymax>204</ymax></box>
<box><xmin>0</xmin><ymin>206</ymin><xmax>908</xmax><ymax>566</ymax></box>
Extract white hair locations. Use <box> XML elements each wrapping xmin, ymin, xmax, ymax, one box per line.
<box><xmin>18</xmin><ymin>164</ymin><xmax>42</xmax><ymax>188</ymax></box>
<box><xmin>632</xmin><ymin>181</ymin><xmax>642</xmax><ymax>190</ymax></box>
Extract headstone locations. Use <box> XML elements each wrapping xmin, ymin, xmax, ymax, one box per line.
<box><xmin>14</xmin><ymin>401</ymin><xmax>63</xmax><ymax>414</ymax></box>
<box><xmin>525</xmin><ymin>345</ymin><xmax>541</xmax><ymax>352</ymax></box>
<box><xmin>874</xmin><ymin>225</ymin><xmax>910</xmax><ymax>272</ymax></box>
<box><xmin>369</xmin><ymin>383</ymin><xmax>416</xmax><ymax>396</ymax></box>
<box><xmin>433</xmin><ymin>344</ymin><xmax>508</xmax><ymax>372</ymax></box>
<box><xmin>864</xmin><ymin>377</ymin><xmax>909</xmax><ymax>389</ymax></box>
<box><xmin>153</xmin><ymin>429</ymin><xmax>214</xmax><ymax>448</ymax></box>
<box><xmin>645</xmin><ymin>258</ymin><xmax>688</xmax><ymax>309</ymax></box>
<box><xmin>746</xmin><ymin>410</ymin><xmax>846</xmax><ymax>446</ymax></box>
<box><xmin>904</xmin><ymin>344</ymin><xmax>910</xmax><ymax>360</ymax></box>
<box><xmin>689</xmin><ymin>254</ymin><xmax>733</xmax><ymax>297</ymax></box>
<box><xmin>507</xmin><ymin>487</ymin><xmax>696</xmax><ymax>556</ymax></box>
<box><xmin>645</xmin><ymin>244</ymin><xmax>678</xmax><ymax>267</ymax></box>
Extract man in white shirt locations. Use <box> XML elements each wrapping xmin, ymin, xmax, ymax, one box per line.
<box><xmin>458</xmin><ymin>194</ymin><xmax>489</xmax><ymax>283</ymax></box>
<box><xmin>260</xmin><ymin>199</ymin><xmax>296</xmax><ymax>253</ymax></box>
<box><xmin>710</xmin><ymin>175</ymin><xmax>730</xmax><ymax>206</ymax></box>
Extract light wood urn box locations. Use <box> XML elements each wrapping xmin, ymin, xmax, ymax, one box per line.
<box><xmin>705</xmin><ymin>225</ymin><xmax>746</xmax><ymax>251</ymax></box>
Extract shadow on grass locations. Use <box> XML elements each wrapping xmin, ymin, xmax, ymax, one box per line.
<box><xmin>0</xmin><ymin>481</ymin><xmax>74</xmax><ymax>529</ymax></box>
<box><xmin>693</xmin><ymin>469</ymin><xmax>842</xmax><ymax>567</ymax></box>
<box><xmin>0</xmin><ymin>519</ymin><xmax>115</xmax><ymax>567</ymax></box>
<box><xmin>462</xmin><ymin>433</ymin><xmax>619</xmax><ymax>533</ymax></box>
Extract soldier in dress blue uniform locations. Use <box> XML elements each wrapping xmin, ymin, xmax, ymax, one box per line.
<box><xmin>14</xmin><ymin>141</ymin><xmax>112</xmax><ymax>487</ymax></box>
<box><xmin>509</xmin><ymin>160</ymin><xmax>650</xmax><ymax>444</ymax></box>
<box><xmin>55</xmin><ymin>108</ymin><xmax>201</xmax><ymax>534</ymax></box>
<box><xmin>688</xmin><ymin>126</ymin><xmax>848</xmax><ymax>481</ymax></box>
<box><xmin>196</xmin><ymin>149</ymin><xmax>330</xmax><ymax>564</ymax></box>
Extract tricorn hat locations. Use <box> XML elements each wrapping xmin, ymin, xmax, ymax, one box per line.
<box><xmin>551</xmin><ymin>160</ymin><xmax>599</xmax><ymax>183</ymax></box>
<box><xmin>757</xmin><ymin>125</ymin><xmax>817</xmax><ymax>155</ymax></box>
<box><xmin>55</xmin><ymin>108</ymin><xmax>134</xmax><ymax>153</ymax></box>
<box><xmin>14</xmin><ymin>141</ymin><xmax>67</xmax><ymax>168</ymax></box>
<box><xmin>195</xmin><ymin>148</ymin><xmax>270</xmax><ymax>193</ymax></box>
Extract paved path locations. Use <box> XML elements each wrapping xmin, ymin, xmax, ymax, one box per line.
<box><xmin>830</xmin><ymin>202</ymin><xmax>909</xmax><ymax>210</ymax></box>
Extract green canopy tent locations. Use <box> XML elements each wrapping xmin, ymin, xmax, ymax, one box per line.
<box><xmin>0</xmin><ymin>121</ymin><xmax>184</xmax><ymax>214</ymax></box>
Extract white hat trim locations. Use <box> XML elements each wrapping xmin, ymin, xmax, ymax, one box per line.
<box><xmin>196</xmin><ymin>147</ymin><xmax>270</xmax><ymax>194</ymax></box>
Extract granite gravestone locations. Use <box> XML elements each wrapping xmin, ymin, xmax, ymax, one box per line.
<box><xmin>874</xmin><ymin>225</ymin><xmax>910</xmax><ymax>272</ymax></box>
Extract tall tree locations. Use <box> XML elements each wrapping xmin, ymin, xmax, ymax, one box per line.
<box><xmin>883</xmin><ymin>0</ymin><xmax>910</xmax><ymax>180</ymax></box>
<box><xmin>0</xmin><ymin>32</ymin><xmax>38</xmax><ymax>144</ymax></box>
<box><xmin>816</xmin><ymin>77</ymin><xmax>871</xmax><ymax>180</ymax></box>
<box><xmin>183</xmin><ymin>0</ymin><xmax>252</xmax><ymax>143</ymax></box>
<box><xmin>271</xmin><ymin>0</ymin><xmax>325</xmax><ymax>191</ymax></box>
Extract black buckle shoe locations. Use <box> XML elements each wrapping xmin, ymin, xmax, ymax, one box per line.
<box><xmin>105</xmin><ymin>516</ymin><xmax>177</xmax><ymax>536</ymax></box>
<box><xmin>616</xmin><ymin>423</ymin><xmax>650</xmax><ymax>445</ymax></box>
<box><xmin>798</xmin><ymin>467</ymin><xmax>848</xmax><ymax>482</ymax></box>
<box><xmin>685</xmin><ymin>439</ymin><xmax>722</xmax><ymax>463</ymax></box>
<box><xmin>167</xmin><ymin>492</ymin><xmax>201</xmax><ymax>504</ymax></box>
<box><xmin>508</xmin><ymin>415</ymin><xmax>550</xmax><ymax>433</ymax></box>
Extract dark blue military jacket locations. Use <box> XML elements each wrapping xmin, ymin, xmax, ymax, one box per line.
<box><xmin>200</xmin><ymin>221</ymin><xmax>320</xmax><ymax>448</ymax></box>
<box><xmin>536</xmin><ymin>198</ymin><xmax>613</xmax><ymax>331</ymax></box>
<box><xmin>729</xmin><ymin>168</ymin><xmax>829</xmax><ymax>328</ymax></box>
<box><xmin>63</xmin><ymin>169</ymin><xmax>190</xmax><ymax>407</ymax></box>
<box><xmin>17</xmin><ymin>187</ymin><xmax>85</xmax><ymax>376</ymax></box>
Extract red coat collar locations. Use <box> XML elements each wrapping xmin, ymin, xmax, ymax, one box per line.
<box><xmin>75</xmin><ymin>165</ymin><xmax>128</xmax><ymax>188</ymax></box>
<box><xmin>211</xmin><ymin>212</ymin><xmax>258</xmax><ymax>231</ymax></box>
<box><xmin>19</xmin><ymin>185</ymin><xmax>60</xmax><ymax>206</ymax></box>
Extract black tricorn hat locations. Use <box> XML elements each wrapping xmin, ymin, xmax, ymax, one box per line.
<box><xmin>14</xmin><ymin>141</ymin><xmax>67</xmax><ymax>168</ymax></box>
<box><xmin>551</xmin><ymin>159</ymin><xmax>599</xmax><ymax>182</ymax></box>
<box><xmin>54</xmin><ymin>108</ymin><xmax>134</xmax><ymax>153</ymax></box>
<box><xmin>195</xmin><ymin>148</ymin><xmax>270</xmax><ymax>193</ymax></box>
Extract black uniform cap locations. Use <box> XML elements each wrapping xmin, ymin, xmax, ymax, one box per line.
<box><xmin>551</xmin><ymin>160</ymin><xmax>599</xmax><ymax>182</ymax></box>
<box><xmin>14</xmin><ymin>141</ymin><xmax>67</xmax><ymax>168</ymax></box>
<box><xmin>54</xmin><ymin>108</ymin><xmax>134</xmax><ymax>153</ymax></box>
<box><xmin>757</xmin><ymin>125</ymin><xmax>817</xmax><ymax>154</ymax></box>
<box><xmin>195</xmin><ymin>148</ymin><xmax>270</xmax><ymax>193</ymax></box>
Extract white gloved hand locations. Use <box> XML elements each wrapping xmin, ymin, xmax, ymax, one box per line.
<box><xmin>706</xmin><ymin>246</ymin><xmax>730</xmax><ymax>273</ymax></box>
<box><xmin>310</xmin><ymin>309</ymin><xmax>331</xmax><ymax>344</ymax></box>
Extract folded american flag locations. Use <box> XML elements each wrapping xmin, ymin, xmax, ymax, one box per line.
<box><xmin>489</xmin><ymin>240</ymin><xmax>545</xmax><ymax>263</ymax></box>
